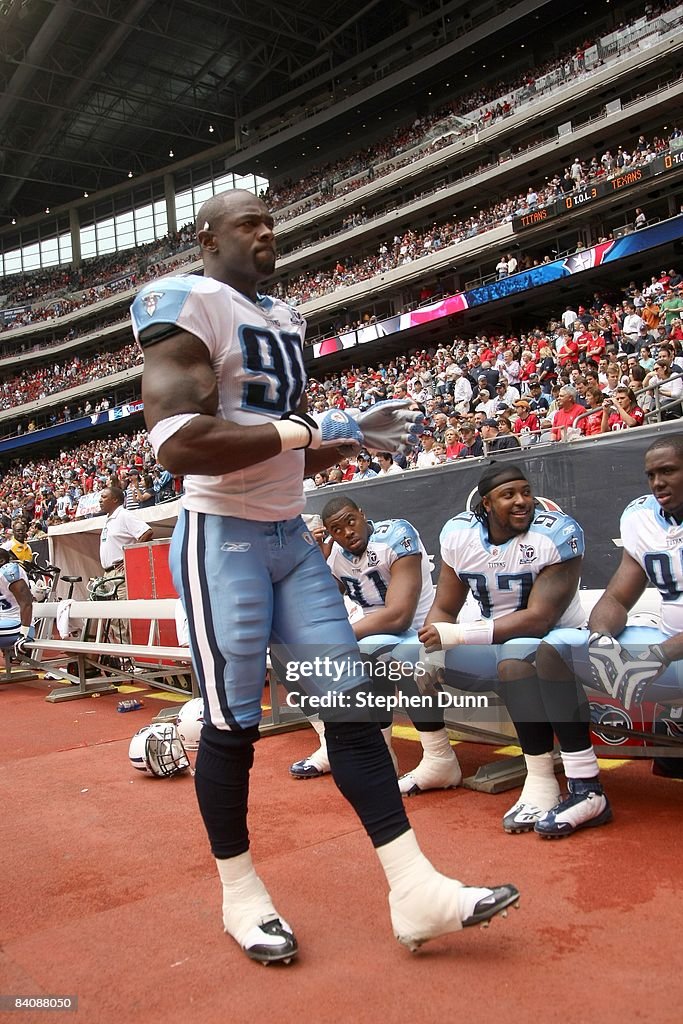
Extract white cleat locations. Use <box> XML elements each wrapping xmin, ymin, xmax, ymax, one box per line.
<box><xmin>502</xmin><ymin>800</ymin><xmax>547</xmax><ymax>834</ymax></box>
<box><xmin>398</xmin><ymin>754</ymin><xmax>462</xmax><ymax>796</ymax></box>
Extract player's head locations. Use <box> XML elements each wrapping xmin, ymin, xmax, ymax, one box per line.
<box><xmin>196</xmin><ymin>190</ymin><xmax>276</xmax><ymax>294</ymax></box>
<box><xmin>321</xmin><ymin>497</ymin><xmax>371</xmax><ymax>555</ymax></box>
<box><xmin>475</xmin><ymin>462</ymin><xmax>534</xmax><ymax>540</ymax></box>
<box><xmin>645</xmin><ymin>435</ymin><xmax>683</xmax><ymax>520</ymax></box>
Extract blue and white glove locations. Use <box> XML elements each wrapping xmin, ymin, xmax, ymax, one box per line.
<box><xmin>275</xmin><ymin>409</ymin><xmax>365</xmax><ymax>451</ymax></box>
<box><xmin>348</xmin><ymin>400</ymin><xmax>425</xmax><ymax>453</ymax></box>
<box><xmin>13</xmin><ymin>623</ymin><xmax>35</xmax><ymax>660</ymax></box>
<box><xmin>587</xmin><ymin>632</ymin><xmax>669</xmax><ymax>709</ymax></box>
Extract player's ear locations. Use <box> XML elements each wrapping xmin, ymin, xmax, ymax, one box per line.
<box><xmin>198</xmin><ymin>228</ymin><xmax>217</xmax><ymax>253</ymax></box>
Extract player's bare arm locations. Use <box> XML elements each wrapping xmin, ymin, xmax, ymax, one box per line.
<box><xmin>141</xmin><ymin>329</ymin><xmax>283</xmax><ymax>474</ymax></box>
<box><xmin>419</xmin><ymin>562</ymin><xmax>470</xmax><ymax>649</ymax></box>
<box><xmin>587</xmin><ymin>550</ymin><xmax>647</xmax><ymax>637</ymax></box>
<box><xmin>10</xmin><ymin>578</ymin><xmax>33</xmax><ymax>627</ymax></box>
<box><xmin>491</xmin><ymin>557</ymin><xmax>583</xmax><ymax>642</ymax></box>
<box><xmin>353</xmin><ymin>553</ymin><xmax>422</xmax><ymax>640</ymax></box>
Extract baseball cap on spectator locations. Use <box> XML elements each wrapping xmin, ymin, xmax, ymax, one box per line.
<box><xmin>481</xmin><ymin>418</ymin><xmax>499</xmax><ymax>428</ymax></box>
<box><xmin>357</xmin><ymin>451</ymin><xmax>372</xmax><ymax>462</ymax></box>
<box><xmin>421</xmin><ymin>429</ymin><xmax>434</xmax><ymax>438</ymax></box>
<box><xmin>514</xmin><ymin>399</ymin><xmax>531</xmax><ymax>409</ymax></box>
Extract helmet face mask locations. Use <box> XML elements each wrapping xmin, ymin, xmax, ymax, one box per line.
<box><xmin>176</xmin><ymin>697</ymin><xmax>204</xmax><ymax>751</ymax></box>
<box><xmin>129</xmin><ymin>724</ymin><xmax>190</xmax><ymax>777</ymax></box>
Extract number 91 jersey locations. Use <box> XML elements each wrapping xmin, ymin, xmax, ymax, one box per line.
<box><xmin>131</xmin><ymin>276</ymin><xmax>308</xmax><ymax>521</ymax></box>
<box><xmin>621</xmin><ymin>493</ymin><xmax>683</xmax><ymax>637</ymax></box>
<box><xmin>440</xmin><ymin>507</ymin><xmax>585</xmax><ymax>626</ymax></box>
<box><xmin>328</xmin><ymin>519</ymin><xmax>434</xmax><ymax>630</ymax></box>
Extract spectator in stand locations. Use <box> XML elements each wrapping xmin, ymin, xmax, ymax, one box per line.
<box><xmin>456</xmin><ymin>424</ymin><xmax>484</xmax><ymax>458</ymax></box>
<box><xmin>354</xmin><ymin>451</ymin><xmax>378</xmax><ymax>480</ymax></box>
<box><xmin>601</xmin><ymin>386</ymin><xmax>644</xmax><ymax>432</ymax></box>
<box><xmin>337</xmin><ymin>456</ymin><xmax>357</xmax><ymax>482</ymax></box>
<box><xmin>537</xmin><ymin>346</ymin><xmax>557</xmax><ymax>392</ymax></box>
<box><xmin>621</xmin><ymin>304</ymin><xmax>645</xmax><ymax>351</ymax></box>
<box><xmin>551</xmin><ymin>386</ymin><xmax>586</xmax><ymax>441</ymax></box>
<box><xmin>415</xmin><ymin>431</ymin><xmax>441</xmax><ymax>469</ymax></box>
<box><xmin>496</xmin><ymin>256</ymin><xmax>509</xmax><ymax>280</ymax></box>
<box><xmin>649</xmin><ymin>360</ymin><xmax>683</xmax><ymax>420</ymax></box>
<box><xmin>377</xmin><ymin>452</ymin><xmax>403</xmax><ymax>476</ymax></box>
<box><xmin>634</xmin><ymin>208</ymin><xmax>648</xmax><ymax>230</ymax></box>
<box><xmin>512</xmin><ymin>399</ymin><xmax>539</xmax><ymax>445</ymax></box>
<box><xmin>581</xmin><ymin>386</ymin><xmax>606</xmax><ymax>436</ymax></box>
<box><xmin>481</xmin><ymin>418</ymin><xmax>520</xmax><ymax>452</ymax></box>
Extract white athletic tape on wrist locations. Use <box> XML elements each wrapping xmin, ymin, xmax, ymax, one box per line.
<box><xmin>433</xmin><ymin>619</ymin><xmax>495</xmax><ymax>648</ymax></box>
<box><xmin>273</xmin><ymin>418</ymin><xmax>312</xmax><ymax>451</ymax></box>
<box><xmin>18</xmin><ymin>624</ymin><xmax>31</xmax><ymax>638</ymax></box>
<box><xmin>148</xmin><ymin>413</ymin><xmax>201</xmax><ymax>457</ymax></box>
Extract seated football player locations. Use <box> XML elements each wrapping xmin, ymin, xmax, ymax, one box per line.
<box><xmin>290</xmin><ymin>498</ymin><xmax>461</xmax><ymax>794</ymax></box>
<box><xmin>415</xmin><ymin>463</ymin><xmax>610</xmax><ymax>837</ymax></box>
<box><xmin>539</xmin><ymin>434</ymin><xmax>683</xmax><ymax>781</ymax></box>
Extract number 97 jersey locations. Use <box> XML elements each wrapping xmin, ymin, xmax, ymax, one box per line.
<box><xmin>440</xmin><ymin>507</ymin><xmax>585</xmax><ymax>626</ymax></box>
<box><xmin>131</xmin><ymin>276</ymin><xmax>308</xmax><ymax>521</ymax></box>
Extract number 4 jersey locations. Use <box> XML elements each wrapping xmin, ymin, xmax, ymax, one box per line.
<box><xmin>440</xmin><ymin>507</ymin><xmax>585</xmax><ymax>626</ymax></box>
<box><xmin>621</xmin><ymin>493</ymin><xmax>683</xmax><ymax>637</ymax></box>
<box><xmin>328</xmin><ymin>519</ymin><xmax>434</xmax><ymax>630</ymax></box>
<box><xmin>131</xmin><ymin>276</ymin><xmax>308</xmax><ymax>520</ymax></box>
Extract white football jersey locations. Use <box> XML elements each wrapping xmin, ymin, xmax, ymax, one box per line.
<box><xmin>621</xmin><ymin>493</ymin><xmax>683</xmax><ymax>637</ymax></box>
<box><xmin>327</xmin><ymin>519</ymin><xmax>434</xmax><ymax>631</ymax></box>
<box><xmin>440</xmin><ymin>507</ymin><xmax>585</xmax><ymax>626</ymax></box>
<box><xmin>131</xmin><ymin>276</ymin><xmax>307</xmax><ymax>520</ymax></box>
<box><xmin>0</xmin><ymin>561</ymin><xmax>27</xmax><ymax>619</ymax></box>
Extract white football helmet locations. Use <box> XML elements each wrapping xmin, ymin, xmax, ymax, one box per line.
<box><xmin>176</xmin><ymin>697</ymin><xmax>204</xmax><ymax>750</ymax></box>
<box><xmin>29</xmin><ymin>579</ymin><xmax>50</xmax><ymax>602</ymax></box>
<box><xmin>128</xmin><ymin>724</ymin><xmax>190</xmax><ymax>777</ymax></box>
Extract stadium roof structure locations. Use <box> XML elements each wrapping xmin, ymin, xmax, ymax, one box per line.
<box><xmin>0</xmin><ymin>0</ymin><xmax>431</xmax><ymax>218</ymax></box>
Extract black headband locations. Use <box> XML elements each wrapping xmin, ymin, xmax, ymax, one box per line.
<box><xmin>478</xmin><ymin>463</ymin><xmax>529</xmax><ymax>498</ymax></box>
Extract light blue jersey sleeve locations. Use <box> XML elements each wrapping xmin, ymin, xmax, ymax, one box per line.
<box><xmin>528</xmin><ymin>511</ymin><xmax>585</xmax><ymax>562</ymax></box>
<box><xmin>0</xmin><ymin>562</ymin><xmax>22</xmax><ymax>586</ymax></box>
<box><xmin>130</xmin><ymin>277</ymin><xmax>196</xmax><ymax>346</ymax></box>
<box><xmin>372</xmin><ymin>519</ymin><xmax>421</xmax><ymax>559</ymax></box>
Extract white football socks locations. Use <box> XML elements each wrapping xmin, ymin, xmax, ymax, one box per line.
<box><xmin>302</xmin><ymin>717</ymin><xmax>330</xmax><ymax>772</ymax></box>
<box><xmin>560</xmin><ymin>746</ymin><xmax>600</xmax><ymax>780</ymax></box>
<box><xmin>376</xmin><ymin>830</ymin><xmax>493</xmax><ymax>948</ymax></box>
<box><xmin>216</xmin><ymin>852</ymin><xmax>291</xmax><ymax>949</ymax></box>
<box><xmin>398</xmin><ymin>728</ymin><xmax>462</xmax><ymax>794</ymax></box>
<box><xmin>518</xmin><ymin>751</ymin><xmax>561</xmax><ymax>810</ymax></box>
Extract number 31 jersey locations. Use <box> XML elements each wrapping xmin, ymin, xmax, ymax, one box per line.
<box><xmin>131</xmin><ymin>276</ymin><xmax>307</xmax><ymax>521</ymax></box>
<box><xmin>440</xmin><ymin>508</ymin><xmax>585</xmax><ymax>626</ymax></box>
<box><xmin>621</xmin><ymin>493</ymin><xmax>683</xmax><ymax>637</ymax></box>
<box><xmin>327</xmin><ymin>519</ymin><xmax>434</xmax><ymax>630</ymax></box>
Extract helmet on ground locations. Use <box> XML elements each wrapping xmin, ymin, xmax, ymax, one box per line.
<box><xmin>128</xmin><ymin>723</ymin><xmax>190</xmax><ymax>777</ymax></box>
<box><xmin>176</xmin><ymin>697</ymin><xmax>204</xmax><ymax>750</ymax></box>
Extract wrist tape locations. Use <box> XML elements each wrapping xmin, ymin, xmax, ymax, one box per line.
<box><xmin>432</xmin><ymin>619</ymin><xmax>495</xmax><ymax>648</ymax></box>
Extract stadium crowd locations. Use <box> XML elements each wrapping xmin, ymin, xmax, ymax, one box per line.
<box><xmin>2</xmin><ymin>265</ymin><xmax>682</xmax><ymax>529</ymax></box>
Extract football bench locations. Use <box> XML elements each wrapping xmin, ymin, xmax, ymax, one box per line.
<box><xmin>13</xmin><ymin>598</ymin><xmax>305</xmax><ymax>735</ymax></box>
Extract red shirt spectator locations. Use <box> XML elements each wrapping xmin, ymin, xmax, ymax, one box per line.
<box><xmin>552</xmin><ymin>387</ymin><xmax>586</xmax><ymax>440</ymax></box>
<box><xmin>556</xmin><ymin>336</ymin><xmax>579</xmax><ymax>367</ymax></box>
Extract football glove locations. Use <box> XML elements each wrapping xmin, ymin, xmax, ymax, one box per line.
<box><xmin>587</xmin><ymin>632</ymin><xmax>669</xmax><ymax>710</ymax></box>
<box><xmin>13</xmin><ymin>623</ymin><xmax>35</xmax><ymax>660</ymax></box>
<box><xmin>279</xmin><ymin>409</ymin><xmax>365</xmax><ymax>450</ymax></box>
<box><xmin>349</xmin><ymin>400</ymin><xmax>425</xmax><ymax>454</ymax></box>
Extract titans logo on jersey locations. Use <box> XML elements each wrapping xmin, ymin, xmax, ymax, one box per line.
<box><xmin>440</xmin><ymin>507</ymin><xmax>585</xmax><ymax>626</ymax></box>
<box><xmin>621</xmin><ymin>494</ymin><xmax>683</xmax><ymax>637</ymax></box>
<box><xmin>327</xmin><ymin>519</ymin><xmax>434</xmax><ymax>630</ymax></box>
<box><xmin>130</xmin><ymin>276</ymin><xmax>310</xmax><ymax>521</ymax></box>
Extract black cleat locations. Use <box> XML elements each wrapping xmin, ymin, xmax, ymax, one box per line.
<box><xmin>462</xmin><ymin>885</ymin><xmax>521</xmax><ymax>928</ymax></box>
<box><xmin>242</xmin><ymin>918</ymin><xmax>299</xmax><ymax>965</ymax></box>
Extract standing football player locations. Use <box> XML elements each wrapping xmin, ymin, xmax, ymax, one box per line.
<box><xmin>131</xmin><ymin>190</ymin><xmax>519</xmax><ymax>965</ymax></box>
